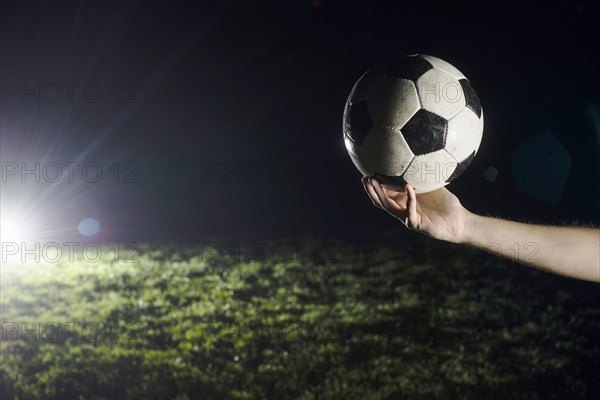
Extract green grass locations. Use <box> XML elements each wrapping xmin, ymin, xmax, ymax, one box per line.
<box><xmin>1</xmin><ymin>234</ymin><xmax>599</xmax><ymax>399</ymax></box>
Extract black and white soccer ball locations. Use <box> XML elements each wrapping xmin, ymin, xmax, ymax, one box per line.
<box><xmin>343</xmin><ymin>54</ymin><xmax>483</xmax><ymax>193</ymax></box>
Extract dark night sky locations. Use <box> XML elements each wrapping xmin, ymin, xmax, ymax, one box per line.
<box><xmin>0</xmin><ymin>0</ymin><xmax>599</xmax><ymax>242</ymax></box>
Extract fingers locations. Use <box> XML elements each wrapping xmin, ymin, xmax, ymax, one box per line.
<box><xmin>404</xmin><ymin>184</ymin><xmax>421</xmax><ymax>230</ymax></box>
<box><xmin>370</xmin><ymin>178</ymin><xmax>408</xmax><ymax>220</ymax></box>
<box><xmin>381</xmin><ymin>184</ymin><xmax>408</xmax><ymax>208</ymax></box>
<box><xmin>361</xmin><ymin>176</ymin><xmax>383</xmax><ymax>209</ymax></box>
<box><xmin>362</xmin><ymin>177</ymin><xmax>413</xmax><ymax>226</ymax></box>
<box><xmin>362</xmin><ymin>178</ymin><xmax>423</xmax><ymax>231</ymax></box>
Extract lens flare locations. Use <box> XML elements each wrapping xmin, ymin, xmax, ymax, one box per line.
<box><xmin>78</xmin><ymin>218</ymin><xmax>101</xmax><ymax>237</ymax></box>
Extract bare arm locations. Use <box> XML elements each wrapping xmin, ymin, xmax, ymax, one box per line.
<box><xmin>462</xmin><ymin>214</ymin><xmax>599</xmax><ymax>282</ymax></box>
<box><xmin>362</xmin><ymin>177</ymin><xmax>600</xmax><ymax>282</ymax></box>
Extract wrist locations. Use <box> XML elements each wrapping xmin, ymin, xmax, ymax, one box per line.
<box><xmin>457</xmin><ymin>210</ymin><xmax>480</xmax><ymax>244</ymax></box>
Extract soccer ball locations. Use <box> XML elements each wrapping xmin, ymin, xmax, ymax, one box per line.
<box><xmin>343</xmin><ymin>54</ymin><xmax>483</xmax><ymax>193</ymax></box>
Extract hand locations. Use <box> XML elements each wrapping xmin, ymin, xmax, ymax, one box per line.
<box><xmin>361</xmin><ymin>177</ymin><xmax>471</xmax><ymax>243</ymax></box>
<box><xmin>362</xmin><ymin>177</ymin><xmax>600</xmax><ymax>282</ymax></box>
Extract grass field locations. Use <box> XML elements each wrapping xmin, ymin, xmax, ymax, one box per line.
<box><xmin>1</xmin><ymin>233</ymin><xmax>599</xmax><ymax>399</ymax></box>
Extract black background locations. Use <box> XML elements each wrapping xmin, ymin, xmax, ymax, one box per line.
<box><xmin>1</xmin><ymin>0</ymin><xmax>599</xmax><ymax>242</ymax></box>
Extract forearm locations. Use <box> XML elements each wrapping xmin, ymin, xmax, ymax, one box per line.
<box><xmin>460</xmin><ymin>213</ymin><xmax>600</xmax><ymax>282</ymax></box>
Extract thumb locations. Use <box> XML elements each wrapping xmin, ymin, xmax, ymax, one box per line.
<box><xmin>404</xmin><ymin>184</ymin><xmax>421</xmax><ymax>230</ymax></box>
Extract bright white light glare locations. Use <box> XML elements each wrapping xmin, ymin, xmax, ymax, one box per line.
<box><xmin>0</xmin><ymin>215</ymin><xmax>30</xmax><ymax>243</ymax></box>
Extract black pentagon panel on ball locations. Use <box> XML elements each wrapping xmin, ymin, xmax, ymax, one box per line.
<box><xmin>459</xmin><ymin>79</ymin><xmax>482</xmax><ymax>118</ymax></box>
<box><xmin>401</xmin><ymin>109</ymin><xmax>447</xmax><ymax>155</ymax></box>
<box><xmin>446</xmin><ymin>150</ymin><xmax>476</xmax><ymax>183</ymax></box>
<box><xmin>386</xmin><ymin>55</ymin><xmax>433</xmax><ymax>81</ymax></box>
<box><xmin>344</xmin><ymin>100</ymin><xmax>372</xmax><ymax>146</ymax></box>
<box><xmin>373</xmin><ymin>172</ymin><xmax>408</xmax><ymax>191</ymax></box>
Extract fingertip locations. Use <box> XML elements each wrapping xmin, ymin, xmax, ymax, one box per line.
<box><xmin>406</xmin><ymin>184</ymin><xmax>418</xmax><ymax>215</ymax></box>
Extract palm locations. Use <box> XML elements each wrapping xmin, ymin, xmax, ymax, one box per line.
<box><xmin>400</xmin><ymin>188</ymin><xmax>464</xmax><ymax>241</ymax></box>
<box><xmin>362</xmin><ymin>177</ymin><xmax>468</xmax><ymax>243</ymax></box>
